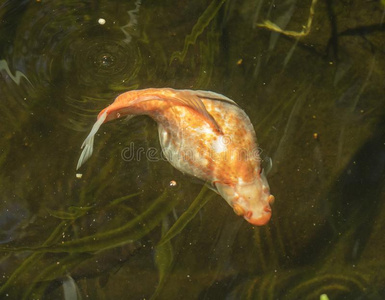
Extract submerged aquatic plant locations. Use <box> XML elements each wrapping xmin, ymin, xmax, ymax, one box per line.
<box><xmin>1</xmin><ymin>190</ymin><xmax>173</xmax><ymax>254</ymax></box>
<box><xmin>257</xmin><ymin>0</ymin><xmax>318</xmax><ymax>38</ymax></box>
<box><xmin>0</xmin><ymin>184</ymin><xmax>214</xmax><ymax>298</ymax></box>
<box><xmin>157</xmin><ymin>186</ymin><xmax>213</xmax><ymax>247</ymax></box>
<box><xmin>170</xmin><ymin>0</ymin><xmax>227</xmax><ymax>63</ymax></box>
<box><xmin>0</xmin><ymin>60</ymin><xmax>32</xmax><ymax>86</ymax></box>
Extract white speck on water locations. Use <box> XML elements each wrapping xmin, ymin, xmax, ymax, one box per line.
<box><xmin>98</xmin><ymin>18</ymin><xmax>106</xmax><ymax>25</ymax></box>
<box><xmin>76</xmin><ymin>173</ymin><xmax>83</xmax><ymax>179</ymax></box>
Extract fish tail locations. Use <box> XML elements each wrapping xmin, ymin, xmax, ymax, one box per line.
<box><xmin>76</xmin><ymin>110</ymin><xmax>108</xmax><ymax>170</ymax></box>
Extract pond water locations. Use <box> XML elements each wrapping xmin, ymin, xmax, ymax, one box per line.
<box><xmin>0</xmin><ymin>0</ymin><xmax>384</xmax><ymax>299</ymax></box>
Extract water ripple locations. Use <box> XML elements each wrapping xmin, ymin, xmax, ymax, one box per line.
<box><xmin>6</xmin><ymin>1</ymin><xmax>144</xmax><ymax>129</ymax></box>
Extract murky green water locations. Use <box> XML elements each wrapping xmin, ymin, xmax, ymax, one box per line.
<box><xmin>0</xmin><ymin>0</ymin><xmax>384</xmax><ymax>299</ymax></box>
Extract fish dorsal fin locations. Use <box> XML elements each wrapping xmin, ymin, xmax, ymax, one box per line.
<box><xmin>193</xmin><ymin>90</ymin><xmax>238</xmax><ymax>106</ymax></box>
<box><xmin>122</xmin><ymin>90</ymin><xmax>220</xmax><ymax>131</ymax></box>
<box><xmin>171</xmin><ymin>89</ymin><xmax>222</xmax><ymax>133</ymax></box>
<box><xmin>76</xmin><ymin>110</ymin><xmax>108</xmax><ymax>170</ymax></box>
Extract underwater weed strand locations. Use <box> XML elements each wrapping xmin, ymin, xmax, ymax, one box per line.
<box><xmin>285</xmin><ymin>273</ymin><xmax>368</xmax><ymax>300</ymax></box>
<box><xmin>0</xmin><ymin>60</ymin><xmax>32</xmax><ymax>86</ymax></box>
<box><xmin>21</xmin><ymin>253</ymin><xmax>91</xmax><ymax>300</ymax></box>
<box><xmin>270</xmin><ymin>85</ymin><xmax>311</xmax><ymax>174</ymax></box>
<box><xmin>157</xmin><ymin>185</ymin><xmax>213</xmax><ymax>246</ymax></box>
<box><xmin>170</xmin><ymin>0</ymin><xmax>227</xmax><ymax>63</ymax></box>
<box><xmin>0</xmin><ymin>190</ymin><xmax>176</xmax><ymax>254</ymax></box>
<box><xmin>152</xmin><ymin>218</ymin><xmax>174</xmax><ymax>299</ymax></box>
<box><xmin>257</xmin><ymin>0</ymin><xmax>318</xmax><ymax>37</ymax></box>
<box><xmin>0</xmin><ymin>221</ymin><xmax>70</xmax><ymax>295</ymax></box>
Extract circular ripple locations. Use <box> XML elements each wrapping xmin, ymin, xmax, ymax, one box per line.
<box><xmin>8</xmin><ymin>2</ymin><xmax>145</xmax><ymax>129</ymax></box>
<box><xmin>61</xmin><ymin>28</ymin><xmax>142</xmax><ymax>87</ymax></box>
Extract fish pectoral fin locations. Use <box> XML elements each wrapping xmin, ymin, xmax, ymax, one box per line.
<box><xmin>125</xmin><ymin>115</ymin><xmax>134</xmax><ymax>122</ymax></box>
<box><xmin>205</xmin><ymin>182</ymin><xmax>219</xmax><ymax>194</ymax></box>
<box><xmin>76</xmin><ymin>110</ymin><xmax>108</xmax><ymax>170</ymax></box>
<box><xmin>121</xmin><ymin>115</ymin><xmax>135</xmax><ymax>125</ymax></box>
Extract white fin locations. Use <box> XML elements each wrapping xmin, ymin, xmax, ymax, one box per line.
<box><xmin>205</xmin><ymin>182</ymin><xmax>219</xmax><ymax>194</ymax></box>
<box><xmin>193</xmin><ymin>90</ymin><xmax>238</xmax><ymax>106</ymax></box>
<box><xmin>76</xmin><ymin>110</ymin><xmax>108</xmax><ymax>170</ymax></box>
<box><xmin>264</xmin><ymin>156</ymin><xmax>273</xmax><ymax>175</ymax></box>
<box><xmin>62</xmin><ymin>275</ymin><xmax>81</xmax><ymax>300</ymax></box>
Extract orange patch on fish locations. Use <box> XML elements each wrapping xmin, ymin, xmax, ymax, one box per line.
<box><xmin>77</xmin><ymin>88</ymin><xmax>274</xmax><ymax>226</ymax></box>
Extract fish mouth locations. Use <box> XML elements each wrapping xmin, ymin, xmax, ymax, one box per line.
<box><xmin>233</xmin><ymin>203</ymin><xmax>272</xmax><ymax>226</ymax></box>
<box><xmin>245</xmin><ymin>205</ymin><xmax>272</xmax><ymax>226</ymax></box>
<box><xmin>246</xmin><ymin>210</ymin><xmax>272</xmax><ymax>226</ymax></box>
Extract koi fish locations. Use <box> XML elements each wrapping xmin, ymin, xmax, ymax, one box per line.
<box><xmin>77</xmin><ymin>88</ymin><xmax>274</xmax><ymax>225</ymax></box>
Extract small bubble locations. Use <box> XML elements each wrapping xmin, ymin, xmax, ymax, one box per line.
<box><xmin>98</xmin><ymin>54</ymin><xmax>115</xmax><ymax>67</ymax></box>
<box><xmin>98</xmin><ymin>18</ymin><xmax>106</xmax><ymax>25</ymax></box>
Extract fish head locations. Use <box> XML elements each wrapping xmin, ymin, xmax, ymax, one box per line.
<box><xmin>215</xmin><ymin>171</ymin><xmax>274</xmax><ymax>226</ymax></box>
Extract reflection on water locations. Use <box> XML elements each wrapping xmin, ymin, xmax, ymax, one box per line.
<box><xmin>0</xmin><ymin>0</ymin><xmax>384</xmax><ymax>299</ymax></box>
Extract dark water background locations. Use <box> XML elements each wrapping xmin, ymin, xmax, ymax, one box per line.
<box><xmin>0</xmin><ymin>0</ymin><xmax>384</xmax><ymax>299</ymax></box>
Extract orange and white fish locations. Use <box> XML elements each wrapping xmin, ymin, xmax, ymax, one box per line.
<box><xmin>77</xmin><ymin>88</ymin><xmax>274</xmax><ymax>225</ymax></box>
